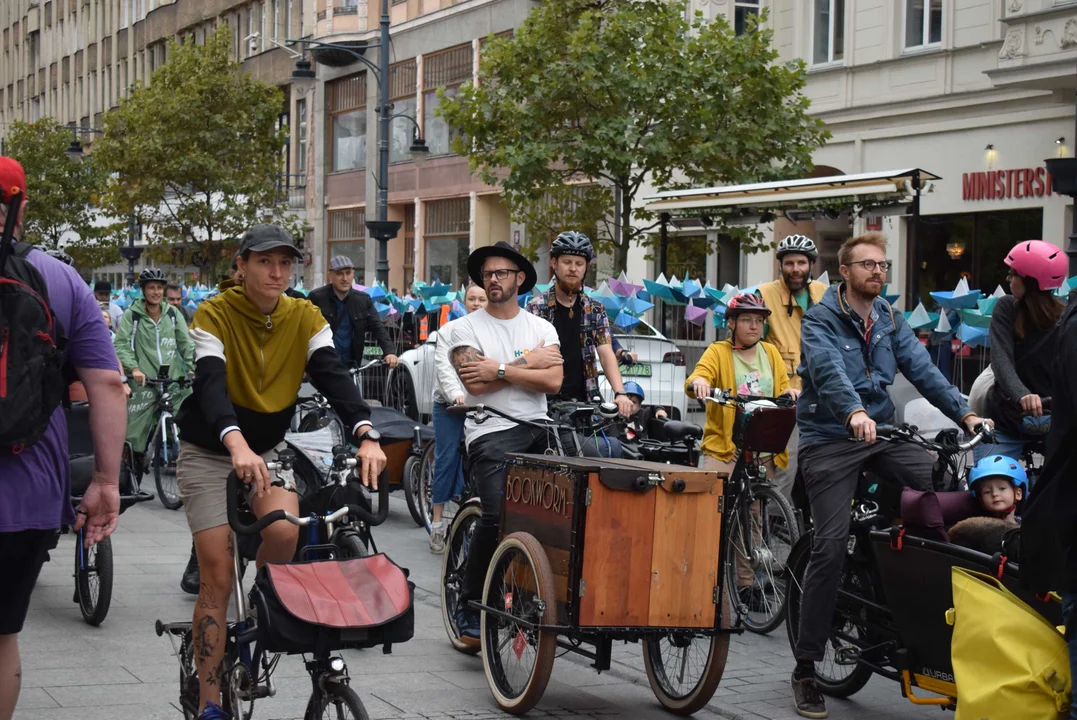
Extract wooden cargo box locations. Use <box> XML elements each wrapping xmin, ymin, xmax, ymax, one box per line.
<box><xmin>501</xmin><ymin>454</ymin><xmax>725</xmax><ymax>629</ymax></box>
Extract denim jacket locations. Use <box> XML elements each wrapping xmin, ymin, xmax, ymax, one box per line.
<box><xmin>797</xmin><ymin>284</ymin><xmax>972</xmax><ymax>446</ymax></box>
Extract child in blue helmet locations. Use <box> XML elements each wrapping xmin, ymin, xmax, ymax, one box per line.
<box><xmin>622</xmin><ymin>381</ymin><xmax>667</xmax><ymax>441</ymax></box>
<box><xmin>968</xmin><ymin>455</ymin><xmax>1028</xmax><ymax>523</ymax></box>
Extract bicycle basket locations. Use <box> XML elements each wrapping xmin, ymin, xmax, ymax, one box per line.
<box><xmin>732</xmin><ymin>401</ymin><xmax>796</xmax><ymax>454</ymax></box>
<box><xmin>251</xmin><ymin>554</ymin><xmax>415</xmax><ymax>655</ymax></box>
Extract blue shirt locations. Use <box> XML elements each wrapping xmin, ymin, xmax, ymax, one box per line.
<box><xmin>333</xmin><ymin>296</ymin><xmax>353</xmax><ymax>365</ymax></box>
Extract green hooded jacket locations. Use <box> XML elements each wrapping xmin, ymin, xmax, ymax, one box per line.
<box><xmin>113</xmin><ymin>299</ymin><xmax>194</xmax><ymax>452</ymax></box>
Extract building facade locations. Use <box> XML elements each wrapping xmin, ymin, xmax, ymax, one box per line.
<box><xmin>638</xmin><ymin>0</ymin><xmax>1077</xmax><ymax>318</ymax></box>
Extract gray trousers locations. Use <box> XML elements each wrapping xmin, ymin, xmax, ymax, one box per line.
<box><xmin>794</xmin><ymin>438</ymin><xmax>933</xmax><ymax>662</ymax></box>
<box><xmin>772</xmin><ymin>424</ymin><xmax>799</xmax><ymax>501</ymax></box>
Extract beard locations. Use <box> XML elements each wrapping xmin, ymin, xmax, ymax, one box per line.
<box><xmin>487</xmin><ymin>279</ymin><xmax>519</xmax><ymax>304</ymax></box>
<box><xmin>849</xmin><ymin>275</ymin><xmax>883</xmax><ymax>299</ymax></box>
<box><xmin>782</xmin><ymin>270</ymin><xmax>807</xmax><ymax>292</ymax></box>
<box><xmin>556</xmin><ymin>275</ymin><xmax>583</xmax><ymax>295</ymax></box>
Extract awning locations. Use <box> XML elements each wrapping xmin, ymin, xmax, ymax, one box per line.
<box><xmin>643</xmin><ymin>168</ymin><xmax>941</xmax><ymax>214</ymax></box>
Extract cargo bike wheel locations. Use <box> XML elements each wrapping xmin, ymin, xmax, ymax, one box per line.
<box><xmin>643</xmin><ymin>629</ymin><xmax>729</xmax><ymax>715</ymax></box>
<box><xmin>479</xmin><ymin>532</ymin><xmax>557</xmax><ymax>715</ymax></box>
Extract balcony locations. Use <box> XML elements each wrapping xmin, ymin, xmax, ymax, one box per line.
<box><xmin>278</xmin><ymin>173</ymin><xmax>308</xmax><ymax>211</ymax></box>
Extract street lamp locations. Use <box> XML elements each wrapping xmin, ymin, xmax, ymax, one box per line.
<box><xmin>65</xmin><ymin>125</ymin><xmax>144</xmax><ymax>286</ymax></box>
<box><xmin>288</xmin><ymin>11</ymin><xmax>431</xmax><ymax>288</ymax></box>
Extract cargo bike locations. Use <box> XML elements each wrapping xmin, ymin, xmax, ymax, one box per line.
<box><xmin>444</xmin><ymin>405</ymin><xmax>737</xmax><ymax>716</ymax></box>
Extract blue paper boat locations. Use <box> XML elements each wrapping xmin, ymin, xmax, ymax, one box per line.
<box><xmin>929</xmin><ymin>289</ymin><xmax>982</xmax><ymax>310</ymax></box>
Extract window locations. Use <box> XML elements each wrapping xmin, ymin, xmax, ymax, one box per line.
<box><xmin>403</xmin><ymin>204</ymin><xmax>416</xmax><ymax>292</ymax></box>
<box><xmin>329</xmin><ymin>73</ymin><xmax>366</xmax><ymax>171</ymax></box>
<box><xmin>423</xmin><ymin>44</ymin><xmax>471</xmax><ymax>156</ymax></box>
<box><xmin>905</xmin><ymin>0</ymin><xmax>942</xmax><ymax>50</ymax></box>
<box><xmin>296</xmin><ymin>97</ymin><xmax>308</xmax><ymax>173</ymax></box>
<box><xmin>812</xmin><ymin>0</ymin><xmax>844</xmax><ymax>65</ymax></box>
<box><xmin>389</xmin><ymin>59</ymin><xmax>417</xmax><ymax>164</ymax></box>
<box><xmin>734</xmin><ymin>0</ymin><xmax>760</xmax><ymax>35</ymax></box>
<box><xmin>424</xmin><ymin>198</ymin><xmax>470</xmax><ymax>286</ymax></box>
<box><xmin>328</xmin><ymin>208</ymin><xmax>366</xmax><ymax>275</ymax></box>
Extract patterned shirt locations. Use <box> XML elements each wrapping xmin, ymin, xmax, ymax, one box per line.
<box><xmin>526</xmin><ymin>289</ymin><xmax>612</xmax><ymax>398</ymax></box>
<box><xmin>839</xmin><ymin>284</ymin><xmax>878</xmax><ymax>344</ymax></box>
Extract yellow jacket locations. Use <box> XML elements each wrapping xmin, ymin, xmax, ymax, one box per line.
<box><xmin>685</xmin><ymin>340</ymin><xmax>790</xmax><ymax>467</ymax></box>
<box><xmin>757</xmin><ymin>278</ymin><xmax>828</xmax><ymax>390</ymax></box>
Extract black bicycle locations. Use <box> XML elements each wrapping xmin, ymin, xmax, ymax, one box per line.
<box><xmin>156</xmin><ymin>446</ymin><xmax>394</xmax><ymax>720</ymax></box>
<box><xmin>143</xmin><ymin>368</ymin><xmax>192</xmax><ymax>510</ymax></box>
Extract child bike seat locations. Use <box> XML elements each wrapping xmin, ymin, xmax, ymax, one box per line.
<box><xmin>900</xmin><ymin>489</ymin><xmax>981</xmax><ymax>543</ymax></box>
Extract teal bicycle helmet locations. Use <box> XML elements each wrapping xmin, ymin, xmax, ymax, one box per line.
<box><xmin>623</xmin><ymin>381</ymin><xmax>645</xmax><ymax>402</ymax></box>
<box><xmin>968</xmin><ymin>455</ymin><xmax>1028</xmax><ymax>497</ymax></box>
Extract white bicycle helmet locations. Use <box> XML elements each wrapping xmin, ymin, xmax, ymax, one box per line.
<box><xmin>776</xmin><ymin>234</ymin><xmax>818</xmax><ymax>262</ymax></box>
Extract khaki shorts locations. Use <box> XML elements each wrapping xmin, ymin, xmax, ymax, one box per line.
<box><xmin>176</xmin><ymin>440</ymin><xmax>294</xmax><ymax>534</ymax></box>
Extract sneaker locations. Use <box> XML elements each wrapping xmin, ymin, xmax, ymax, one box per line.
<box><xmin>791</xmin><ymin>675</ymin><xmax>828</xmax><ymax>719</ymax></box>
<box><xmin>180</xmin><ymin>544</ymin><xmax>200</xmax><ymax>595</ymax></box>
<box><xmin>455</xmin><ymin>605</ymin><xmax>480</xmax><ymax>641</ymax></box>
<box><xmin>198</xmin><ymin>700</ymin><xmax>231</xmax><ymax>720</ymax></box>
<box><xmin>429</xmin><ymin>523</ymin><xmax>446</xmax><ymax>554</ymax></box>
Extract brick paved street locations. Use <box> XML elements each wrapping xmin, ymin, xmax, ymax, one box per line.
<box><xmin>15</xmin><ymin>495</ymin><xmax>944</xmax><ymax>720</ymax></box>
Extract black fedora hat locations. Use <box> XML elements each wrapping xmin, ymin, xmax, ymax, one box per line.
<box><xmin>467</xmin><ymin>241</ymin><xmax>537</xmax><ymax>294</ymax></box>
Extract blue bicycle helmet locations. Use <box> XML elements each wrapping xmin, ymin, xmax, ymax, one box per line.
<box><xmin>968</xmin><ymin>455</ymin><xmax>1028</xmax><ymax>497</ymax></box>
<box><xmin>623</xmin><ymin>381</ymin><xmax>645</xmax><ymax>402</ymax></box>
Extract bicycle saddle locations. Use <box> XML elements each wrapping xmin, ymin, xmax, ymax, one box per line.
<box><xmin>657</xmin><ymin>421</ymin><xmax>703</xmax><ymax>442</ymax></box>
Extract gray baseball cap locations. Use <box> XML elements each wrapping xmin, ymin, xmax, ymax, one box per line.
<box><xmin>238</xmin><ymin>224</ymin><xmax>302</xmax><ymax>259</ymax></box>
<box><xmin>329</xmin><ymin>255</ymin><xmax>355</xmax><ymax>271</ymax></box>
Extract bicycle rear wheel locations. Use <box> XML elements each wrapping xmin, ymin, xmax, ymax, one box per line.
<box><xmin>75</xmin><ymin>534</ymin><xmax>113</xmax><ymax>626</ymax></box>
<box><xmin>725</xmin><ymin>484</ymin><xmax>799</xmax><ymax>634</ymax></box>
<box><xmin>304</xmin><ymin>682</ymin><xmax>369</xmax><ymax>719</ymax></box>
<box><xmin>154</xmin><ymin>418</ymin><xmax>183</xmax><ymax>510</ymax></box>
<box><xmin>178</xmin><ymin>629</ymin><xmax>198</xmax><ymax>720</ymax></box>
<box><xmin>417</xmin><ymin>441</ymin><xmax>436</xmax><ymax>533</ymax></box>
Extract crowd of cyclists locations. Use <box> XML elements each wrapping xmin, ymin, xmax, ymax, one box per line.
<box><xmin>3</xmin><ymin>145</ymin><xmax>1077</xmax><ymax>720</ymax></box>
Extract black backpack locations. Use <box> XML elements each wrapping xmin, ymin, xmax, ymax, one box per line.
<box><xmin>0</xmin><ymin>192</ymin><xmax>67</xmax><ymax>454</ymax></box>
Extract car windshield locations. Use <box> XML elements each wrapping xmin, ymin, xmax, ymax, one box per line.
<box><xmin>614</xmin><ymin>321</ymin><xmax>661</xmax><ymax>339</ymax></box>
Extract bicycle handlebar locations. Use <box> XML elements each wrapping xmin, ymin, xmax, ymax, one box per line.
<box><xmin>226</xmin><ymin>449</ymin><xmax>389</xmax><ymax>536</ymax></box>
<box><xmin>351</xmin><ymin>359</ymin><xmax>387</xmax><ymax>374</ymax></box>
<box><xmin>701</xmin><ymin>389</ymin><xmax>797</xmax><ymax>409</ymax></box>
<box><xmin>1018</xmin><ymin>396</ymin><xmax>1052</xmax><ymax>416</ymax></box>
<box><xmin>145</xmin><ymin>376</ymin><xmax>192</xmax><ymax>387</ymax></box>
<box><xmin>873</xmin><ymin>422</ymin><xmax>992</xmax><ymax>454</ymax></box>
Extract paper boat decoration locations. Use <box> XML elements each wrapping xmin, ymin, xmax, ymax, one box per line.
<box><xmin>956</xmin><ymin>323</ymin><xmax>989</xmax><ymax>348</ymax></box>
<box><xmin>684</xmin><ymin>304</ymin><xmax>708</xmax><ymax>326</ymax></box>
<box><xmin>816</xmin><ymin>271</ymin><xmax>830</xmax><ymax>286</ymax></box>
<box><xmin>612</xmin><ymin>310</ymin><xmax>641</xmax><ymax>331</ymax></box>
<box><xmin>959</xmin><ymin>309</ymin><xmax>992</xmax><ymax>329</ymax></box>
<box><xmin>905</xmin><ymin>302</ymin><xmax>938</xmax><ymax>330</ymax></box>
<box><xmin>608</xmin><ymin>271</ymin><xmax>643</xmax><ymax>298</ymax></box>
<box><xmin>976</xmin><ymin>297</ymin><xmax>999</xmax><ymax>316</ymax></box>
<box><xmin>930</xmin><ymin>286</ymin><xmax>982</xmax><ymax>310</ymax></box>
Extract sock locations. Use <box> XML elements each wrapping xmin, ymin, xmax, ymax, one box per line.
<box><xmin>431</xmin><ymin>521</ymin><xmax>444</xmax><ymax>530</ymax></box>
<box><xmin>793</xmin><ymin>661</ymin><xmax>815</xmax><ymax>681</ymax></box>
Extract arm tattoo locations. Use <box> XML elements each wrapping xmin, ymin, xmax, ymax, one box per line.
<box><xmin>508</xmin><ymin>356</ymin><xmax>528</xmax><ymax>366</ymax></box>
<box><xmin>451</xmin><ymin>346</ymin><xmax>484</xmax><ymax>371</ymax></box>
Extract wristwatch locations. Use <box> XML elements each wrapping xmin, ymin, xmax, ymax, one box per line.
<box><xmin>615</xmin><ymin>391</ymin><xmax>629</xmax><ymax>398</ymax></box>
<box><xmin>358</xmin><ymin>428</ymin><xmax>382</xmax><ymax>443</ymax></box>
<box><xmin>497</xmin><ymin>363</ymin><xmax>506</xmax><ymax>379</ymax></box>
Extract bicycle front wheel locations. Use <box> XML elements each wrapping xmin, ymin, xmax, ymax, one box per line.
<box><xmin>725</xmin><ymin>484</ymin><xmax>800</xmax><ymax>635</ymax></box>
<box><xmin>441</xmin><ymin>502</ymin><xmax>482</xmax><ymax>654</ymax></box>
<box><xmin>154</xmin><ymin>418</ymin><xmax>183</xmax><ymax>510</ymax></box>
<box><xmin>76</xmin><ymin>534</ymin><xmax>113</xmax><ymax>626</ymax></box>
<box><xmin>417</xmin><ymin>441</ymin><xmax>436</xmax><ymax>533</ymax></box>
<box><xmin>402</xmin><ymin>454</ymin><xmax>425</xmax><ymax>528</ymax></box>
<box><xmin>304</xmin><ymin>681</ymin><xmax>369</xmax><ymax>720</ymax></box>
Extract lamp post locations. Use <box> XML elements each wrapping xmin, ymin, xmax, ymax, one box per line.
<box><xmin>289</xmin><ymin>6</ymin><xmax>430</xmax><ymax>288</ymax></box>
<box><xmin>65</xmin><ymin>125</ymin><xmax>143</xmax><ymax>286</ymax></box>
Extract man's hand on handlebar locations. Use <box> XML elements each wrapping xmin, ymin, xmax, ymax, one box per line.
<box><xmin>849</xmin><ymin>410</ymin><xmax>877</xmax><ymax>444</ymax></box>
<box><xmin>690</xmin><ymin>378</ymin><xmax>711</xmax><ymax>399</ymax></box>
<box><xmin>226</xmin><ymin>437</ymin><xmax>272</xmax><ymax>499</ymax></box>
<box><xmin>614</xmin><ymin>393</ymin><xmax>634</xmax><ymax>418</ymax></box>
<box><xmin>131</xmin><ymin>368</ymin><xmax>146</xmax><ymax>386</ymax></box>
<box><xmin>963</xmin><ymin>414</ymin><xmax>991</xmax><ymax>436</ymax></box>
<box><xmin>782</xmin><ymin>388</ymin><xmax>801</xmax><ymax>400</ymax></box>
<box><xmin>1020</xmin><ymin>394</ymin><xmax>1044</xmax><ymax>418</ymax></box>
<box><xmin>355</xmin><ymin>430</ymin><xmax>387</xmax><ymax>489</ymax></box>
<box><xmin>384</xmin><ymin>354</ymin><xmax>399</xmax><ymax>369</ymax></box>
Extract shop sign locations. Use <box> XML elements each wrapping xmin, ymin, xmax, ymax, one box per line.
<box><xmin>962</xmin><ymin>166</ymin><xmax>1054</xmax><ymax>201</ymax></box>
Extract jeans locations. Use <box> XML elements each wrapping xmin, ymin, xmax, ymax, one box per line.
<box><xmin>1063</xmin><ymin>593</ymin><xmax>1077</xmax><ymax>720</ymax></box>
<box><xmin>794</xmin><ymin>439</ymin><xmax>933</xmax><ymax>662</ymax></box>
<box><xmin>431</xmin><ymin>401</ymin><xmax>466</xmax><ymax>505</ymax></box>
<box><xmin>973</xmin><ymin>418</ymin><xmax>1051</xmax><ymax>464</ymax></box>
<box><xmin>461</xmin><ymin>425</ymin><xmax>553</xmax><ymax>602</ymax></box>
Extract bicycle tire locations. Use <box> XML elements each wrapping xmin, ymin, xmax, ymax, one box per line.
<box><xmin>336</xmin><ymin>530</ymin><xmax>371</xmax><ymax>559</ymax></box>
<box><xmin>441</xmin><ymin>502</ymin><xmax>482</xmax><ymax>654</ymax></box>
<box><xmin>76</xmin><ymin>535</ymin><xmax>113</xmax><ymax>626</ymax></box>
<box><xmin>643</xmin><ymin>631</ymin><xmax>730</xmax><ymax>715</ymax></box>
<box><xmin>417</xmin><ymin>441</ymin><xmax>436</xmax><ymax>533</ymax></box>
<box><xmin>178</xmin><ymin>629</ymin><xmax>198</xmax><ymax>720</ymax></box>
<box><xmin>785</xmin><ymin>534</ymin><xmax>874</xmax><ymax>698</ymax></box>
<box><xmin>402</xmin><ymin>454</ymin><xmax>425</xmax><ymax>528</ymax></box>
<box><xmin>385</xmin><ymin>368</ymin><xmax>419</xmax><ymax>421</ymax></box>
<box><xmin>725</xmin><ymin>484</ymin><xmax>800</xmax><ymax>635</ymax></box>
<box><xmin>304</xmin><ymin>681</ymin><xmax>369</xmax><ymax>720</ymax></box>
<box><xmin>154</xmin><ymin>418</ymin><xmax>183</xmax><ymax>510</ymax></box>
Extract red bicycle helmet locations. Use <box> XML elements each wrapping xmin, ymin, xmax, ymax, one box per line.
<box><xmin>726</xmin><ymin>293</ymin><xmax>772</xmax><ymax>318</ymax></box>
<box><xmin>1004</xmin><ymin>240</ymin><xmax>1068</xmax><ymax>291</ymax></box>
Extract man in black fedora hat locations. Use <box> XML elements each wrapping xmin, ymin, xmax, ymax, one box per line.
<box><xmin>446</xmin><ymin>241</ymin><xmax>564</xmax><ymax>643</ymax></box>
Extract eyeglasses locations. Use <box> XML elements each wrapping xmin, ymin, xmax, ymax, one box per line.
<box><xmin>481</xmin><ymin>268</ymin><xmax>520</xmax><ymax>282</ymax></box>
<box><xmin>734</xmin><ymin>316</ymin><xmax>766</xmax><ymax>327</ymax></box>
<box><xmin>847</xmin><ymin>259</ymin><xmax>890</xmax><ymax>273</ymax></box>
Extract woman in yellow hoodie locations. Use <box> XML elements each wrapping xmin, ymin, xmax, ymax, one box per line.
<box><xmin>685</xmin><ymin>293</ymin><xmax>798</xmax><ymax>610</ymax></box>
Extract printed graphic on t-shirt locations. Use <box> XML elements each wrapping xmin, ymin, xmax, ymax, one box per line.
<box><xmin>738</xmin><ymin>372</ymin><xmax>768</xmax><ymax>396</ymax></box>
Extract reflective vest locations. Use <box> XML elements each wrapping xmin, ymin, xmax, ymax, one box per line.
<box><xmin>757</xmin><ymin>278</ymin><xmax>828</xmax><ymax>390</ymax></box>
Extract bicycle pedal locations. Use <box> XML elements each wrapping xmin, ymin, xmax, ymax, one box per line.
<box><xmin>834</xmin><ymin>646</ymin><xmax>860</xmax><ymax>665</ymax></box>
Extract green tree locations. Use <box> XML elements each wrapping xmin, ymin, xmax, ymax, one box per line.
<box><xmin>4</xmin><ymin>119</ymin><xmax>118</xmax><ymax>268</ymax></box>
<box><xmin>438</xmin><ymin>2</ymin><xmax>829</xmax><ymax>270</ymax></box>
<box><xmin>93</xmin><ymin>27</ymin><xmax>304</xmax><ymax>282</ymax></box>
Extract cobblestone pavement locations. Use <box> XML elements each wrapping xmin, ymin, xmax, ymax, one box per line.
<box><xmin>16</xmin><ymin>495</ymin><xmax>943</xmax><ymax>720</ymax></box>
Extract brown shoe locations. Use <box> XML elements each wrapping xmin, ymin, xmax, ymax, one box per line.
<box><xmin>791</xmin><ymin>675</ymin><xmax>828</xmax><ymax>718</ymax></box>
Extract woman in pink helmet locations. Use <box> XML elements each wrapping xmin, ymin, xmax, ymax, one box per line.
<box><xmin>978</xmin><ymin>240</ymin><xmax>1067</xmax><ymax>465</ymax></box>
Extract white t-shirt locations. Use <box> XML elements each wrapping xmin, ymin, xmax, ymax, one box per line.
<box><xmin>448</xmin><ymin>307</ymin><xmax>561</xmax><ymax>446</ymax></box>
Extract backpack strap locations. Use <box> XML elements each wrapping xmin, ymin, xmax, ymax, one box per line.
<box><xmin>1</xmin><ymin>191</ymin><xmax>23</xmax><ymax>271</ymax></box>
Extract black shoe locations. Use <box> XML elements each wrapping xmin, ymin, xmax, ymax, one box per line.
<box><xmin>455</xmin><ymin>605</ymin><xmax>480</xmax><ymax>640</ymax></box>
<box><xmin>180</xmin><ymin>544</ymin><xmax>200</xmax><ymax>595</ymax></box>
<box><xmin>791</xmin><ymin>674</ymin><xmax>828</xmax><ymax>718</ymax></box>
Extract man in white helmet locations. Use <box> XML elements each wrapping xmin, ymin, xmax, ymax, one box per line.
<box><xmin>757</xmin><ymin>234</ymin><xmax>828</xmax><ymax>500</ymax></box>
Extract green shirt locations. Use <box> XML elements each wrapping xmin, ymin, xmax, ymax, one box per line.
<box><xmin>732</xmin><ymin>346</ymin><xmax>774</xmax><ymax>397</ymax></box>
<box><xmin>793</xmin><ymin>288</ymin><xmax>810</xmax><ymax>313</ymax></box>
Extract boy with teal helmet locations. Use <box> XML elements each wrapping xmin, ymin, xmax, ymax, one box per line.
<box><xmin>968</xmin><ymin>455</ymin><xmax>1027</xmax><ymax>523</ymax></box>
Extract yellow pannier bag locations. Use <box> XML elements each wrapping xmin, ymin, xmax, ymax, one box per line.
<box><xmin>945</xmin><ymin>567</ymin><xmax>1071</xmax><ymax>719</ymax></box>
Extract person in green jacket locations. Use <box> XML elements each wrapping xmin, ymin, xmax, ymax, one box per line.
<box><xmin>114</xmin><ymin>268</ymin><xmax>194</xmax><ymax>455</ymax></box>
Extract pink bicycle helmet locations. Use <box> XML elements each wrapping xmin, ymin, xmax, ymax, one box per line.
<box><xmin>1004</xmin><ymin>240</ymin><xmax>1068</xmax><ymax>291</ymax></box>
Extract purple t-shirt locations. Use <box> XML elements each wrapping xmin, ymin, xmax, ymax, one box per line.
<box><xmin>0</xmin><ymin>249</ymin><xmax>120</xmax><ymax>532</ymax></box>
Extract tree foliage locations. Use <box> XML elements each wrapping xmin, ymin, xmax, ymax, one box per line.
<box><xmin>4</xmin><ymin>119</ymin><xmax>119</xmax><ymax>268</ymax></box>
<box><xmin>93</xmin><ymin>27</ymin><xmax>304</xmax><ymax>282</ymax></box>
<box><xmin>438</xmin><ymin>1</ymin><xmax>829</xmax><ymax>270</ymax></box>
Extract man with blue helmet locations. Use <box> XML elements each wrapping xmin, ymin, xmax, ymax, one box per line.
<box><xmin>968</xmin><ymin>455</ymin><xmax>1027</xmax><ymax>523</ymax></box>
